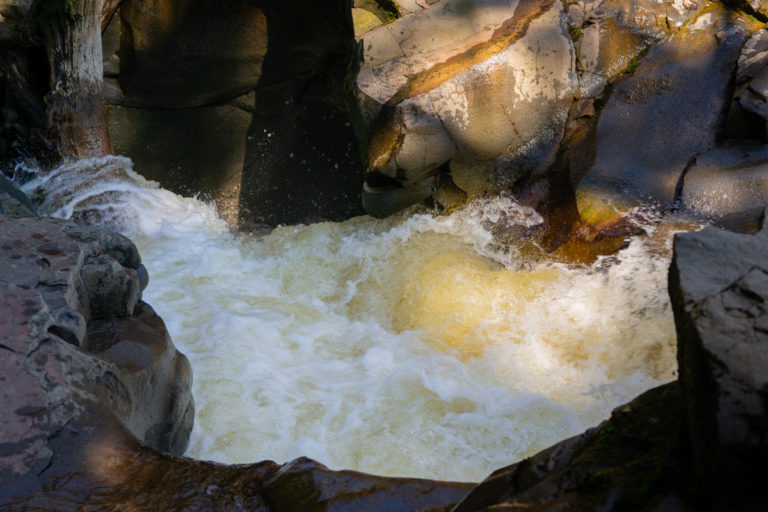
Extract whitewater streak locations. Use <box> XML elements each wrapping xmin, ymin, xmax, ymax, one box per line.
<box><xmin>19</xmin><ymin>156</ymin><xmax>677</xmax><ymax>482</ymax></box>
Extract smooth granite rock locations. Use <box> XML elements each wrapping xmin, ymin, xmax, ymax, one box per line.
<box><xmin>359</xmin><ymin>0</ymin><xmax>578</xmax><ymax>216</ymax></box>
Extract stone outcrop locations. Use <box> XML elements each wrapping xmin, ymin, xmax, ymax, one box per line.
<box><xmin>575</xmin><ymin>7</ymin><xmax>749</xmax><ymax>216</ymax></box>
<box><xmin>358</xmin><ymin>0</ymin><xmax>578</xmax><ymax>217</ymax></box>
<box><xmin>98</xmin><ymin>0</ymin><xmax>365</xmax><ymax>228</ymax></box>
<box><xmin>451</xmin><ymin>384</ymin><xmax>690</xmax><ymax>511</ymax></box>
<box><xmin>0</xmin><ymin>214</ymin><xmax>194</xmax><ymax>478</ymax></box>
<box><xmin>679</xmin><ymin>144</ymin><xmax>768</xmax><ymax>232</ymax></box>
<box><xmin>669</xmin><ymin>223</ymin><xmax>768</xmax><ymax>511</ymax></box>
<box><xmin>0</xmin><ymin>209</ymin><xmax>473</xmax><ymax>510</ymax></box>
<box><xmin>727</xmin><ymin>28</ymin><xmax>768</xmax><ymax>141</ymax></box>
<box><xmin>355</xmin><ymin>0</ymin><xmax>767</xmax><ymax>263</ymax></box>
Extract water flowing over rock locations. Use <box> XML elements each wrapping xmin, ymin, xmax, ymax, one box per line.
<box><xmin>100</xmin><ymin>0</ymin><xmax>364</xmax><ymax>228</ymax></box>
<box><xmin>0</xmin><ymin>212</ymin><xmax>474</xmax><ymax>511</ymax></box>
<box><xmin>452</xmin><ymin>221</ymin><xmax>768</xmax><ymax>512</ymax></box>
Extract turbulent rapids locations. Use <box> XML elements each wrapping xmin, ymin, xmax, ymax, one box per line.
<box><xmin>19</xmin><ymin>156</ymin><xmax>678</xmax><ymax>482</ymax></box>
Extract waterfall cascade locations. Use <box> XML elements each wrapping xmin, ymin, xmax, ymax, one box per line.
<box><xmin>19</xmin><ymin>156</ymin><xmax>679</xmax><ymax>482</ymax></box>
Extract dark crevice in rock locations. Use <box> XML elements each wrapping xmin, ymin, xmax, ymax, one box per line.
<box><xmin>671</xmin><ymin>154</ymin><xmax>700</xmax><ymax>212</ymax></box>
<box><xmin>47</xmin><ymin>325</ymin><xmax>80</xmax><ymax>347</ymax></box>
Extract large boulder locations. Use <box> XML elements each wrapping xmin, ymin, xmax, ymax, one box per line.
<box><xmin>103</xmin><ymin>0</ymin><xmax>365</xmax><ymax>228</ymax></box>
<box><xmin>669</xmin><ymin>223</ymin><xmax>768</xmax><ymax>511</ymax></box>
<box><xmin>727</xmin><ymin>28</ymin><xmax>768</xmax><ymax>141</ymax></box>
<box><xmin>679</xmin><ymin>143</ymin><xmax>768</xmax><ymax>232</ymax></box>
<box><xmin>358</xmin><ymin>0</ymin><xmax>578</xmax><ymax>217</ymax></box>
<box><xmin>118</xmin><ymin>0</ymin><xmax>268</xmax><ymax>108</ymax></box>
<box><xmin>451</xmin><ymin>384</ymin><xmax>690</xmax><ymax>511</ymax></box>
<box><xmin>575</xmin><ymin>8</ymin><xmax>751</xmax><ymax>220</ymax></box>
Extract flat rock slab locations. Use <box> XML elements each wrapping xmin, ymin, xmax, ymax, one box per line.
<box><xmin>577</xmin><ymin>11</ymin><xmax>749</xmax><ymax>213</ymax></box>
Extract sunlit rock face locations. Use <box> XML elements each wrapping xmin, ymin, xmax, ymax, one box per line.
<box><xmin>0</xmin><ymin>214</ymin><xmax>193</xmax><ymax>495</ymax></box>
<box><xmin>358</xmin><ymin>0</ymin><xmax>578</xmax><ymax>216</ymax></box>
<box><xmin>576</xmin><ymin>7</ymin><xmax>751</xmax><ymax>218</ymax></box>
<box><xmin>679</xmin><ymin>144</ymin><xmax>768</xmax><ymax>232</ymax></box>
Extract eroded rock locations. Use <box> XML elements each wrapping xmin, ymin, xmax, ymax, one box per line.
<box><xmin>669</xmin><ymin>223</ymin><xmax>768</xmax><ymax>510</ymax></box>
<box><xmin>0</xmin><ymin>214</ymin><xmax>473</xmax><ymax>511</ymax></box>
<box><xmin>0</xmin><ymin>215</ymin><xmax>193</xmax><ymax>492</ymax></box>
<box><xmin>359</xmin><ymin>0</ymin><xmax>578</xmax><ymax>216</ymax></box>
<box><xmin>576</xmin><ymin>8</ymin><xmax>750</xmax><ymax>219</ymax></box>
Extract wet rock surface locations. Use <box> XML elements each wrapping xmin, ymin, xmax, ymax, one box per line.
<box><xmin>679</xmin><ymin>143</ymin><xmax>768</xmax><ymax>232</ymax></box>
<box><xmin>102</xmin><ymin>0</ymin><xmax>365</xmax><ymax>228</ymax></box>
<box><xmin>451</xmin><ymin>383</ymin><xmax>690</xmax><ymax>512</ymax></box>
<box><xmin>0</xmin><ymin>214</ymin><xmax>474</xmax><ymax>511</ymax></box>
<box><xmin>576</xmin><ymin>7</ymin><xmax>750</xmax><ymax>215</ymax></box>
<box><xmin>0</xmin><ymin>173</ymin><xmax>36</xmax><ymax>216</ymax></box>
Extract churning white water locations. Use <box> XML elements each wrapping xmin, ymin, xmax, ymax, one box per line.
<box><xmin>19</xmin><ymin>156</ymin><xmax>678</xmax><ymax>482</ymax></box>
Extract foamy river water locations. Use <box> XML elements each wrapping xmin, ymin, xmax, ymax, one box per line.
<box><xmin>19</xmin><ymin>156</ymin><xmax>677</xmax><ymax>482</ymax></box>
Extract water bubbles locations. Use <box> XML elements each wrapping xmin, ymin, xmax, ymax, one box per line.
<box><xmin>23</xmin><ymin>156</ymin><xmax>678</xmax><ymax>482</ymax></box>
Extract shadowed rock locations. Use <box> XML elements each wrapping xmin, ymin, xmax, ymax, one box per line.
<box><xmin>669</xmin><ymin>222</ymin><xmax>768</xmax><ymax>510</ymax></box>
<box><xmin>679</xmin><ymin>143</ymin><xmax>768</xmax><ymax>232</ymax></box>
<box><xmin>0</xmin><ymin>214</ymin><xmax>473</xmax><ymax>511</ymax></box>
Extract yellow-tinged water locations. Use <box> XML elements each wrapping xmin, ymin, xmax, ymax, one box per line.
<box><xmin>21</xmin><ymin>156</ymin><xmax>678</xmax><ymax>482</ymax></box>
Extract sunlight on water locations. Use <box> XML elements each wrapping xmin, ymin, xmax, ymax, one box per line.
<box><xmin>20</xmin><ymin>156</ymin><xmax>677</xmax><ymax>481</ymax></box>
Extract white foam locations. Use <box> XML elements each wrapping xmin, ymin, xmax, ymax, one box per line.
<box><xmin>20</xmin><ymin>156</ymin><xmax>678</xmax><ymax>482</ymax></box>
